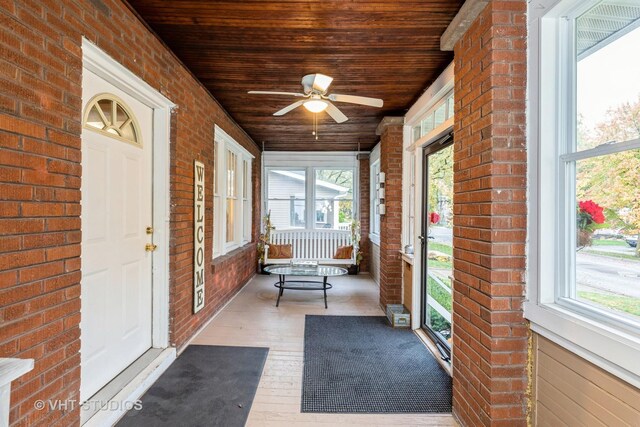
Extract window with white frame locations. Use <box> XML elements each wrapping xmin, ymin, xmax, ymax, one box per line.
<box><xmin>242</xmin><ymin>159</ymin><xmax>251</xmax><ymax>242</ymax></box>
<box><xmin>213</xmin><ymin>126</ymin><xmax>253</xmax><ymax>258</ymax></box>
<box><xmin>370</xmin><ymin>159</ymin><xmax>381</xmax><ymax>238</ymax></box>
<box><xmin>407</xmin><ymin>152</ymin><xmax>416</xmax><ymax>248</ymax></box>
<box><xmin>412</xmin><ymin>91</ymin><xmax>454</xmax><ymax>144</ymax></box>
<box><xmin>265</xmin><ymin>166</ymin><xmax>355</xmax><ymax>230</ymax></box>
<box><xmin>528</xmin><ymin>0</ymin><xmax>640</xmax><ymax>384</ymax></box>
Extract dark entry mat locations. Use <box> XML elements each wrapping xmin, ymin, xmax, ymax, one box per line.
<box><xmin>117</xmin><ymin>345</ymin><xmax>268</xmax><ymax>426</ymax></box>
<box><xmin>302</xmin><ymin>315</ymin><xmax>451</xmax><ymax>413</ymax></box>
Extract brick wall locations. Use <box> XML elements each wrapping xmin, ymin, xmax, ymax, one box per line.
<box><xmin>358</xmin><ymin>156</ymin><xmax>370</xmax><ymax>272</ymax></box>
<box><xmin>0</xmin><ymin>1</ymin><xmax>260</xmax><ymax>425</ymax></box>
<box><xmin>378</xmin><ymin>120</ymin><xmax>403</xmax><ymax>307</ymax></box>
<box><xmin>451</xmin><ymin>1</ymin><xmax>528</xmax><ymax>425</ymax></box>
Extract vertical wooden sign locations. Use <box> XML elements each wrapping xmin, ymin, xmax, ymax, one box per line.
<box><xmin>193</xmin><ymin>160</ymin><xmax>205</xmax><ymax>313</ymax></box>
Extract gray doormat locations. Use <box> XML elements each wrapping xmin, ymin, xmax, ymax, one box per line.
<box><xmin>117</xmin><ymin>345</ymin><xmax>268</xmax><ymax>427</ymax></box>
<box><xmin>302</xmin><ymin>315</ymin><xmax>452</xmax><ymax>413</ymax></box>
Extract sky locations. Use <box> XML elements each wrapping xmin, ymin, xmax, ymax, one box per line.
<box><xmin>577</xmin><ymin>25</ymin><xmax>640</xmax><ymax>130</ymax></box>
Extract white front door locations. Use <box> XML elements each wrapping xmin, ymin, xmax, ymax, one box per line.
<box><xmin>80</xmin><ymin>69</ymin><xmax>154</xmax><ymax>402</ymax></box>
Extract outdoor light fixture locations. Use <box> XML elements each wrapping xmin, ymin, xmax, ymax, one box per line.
<box><xmin>303</xmin><ymin>99</ymin><xmax>328</xmax><ymax>113</ymax></box>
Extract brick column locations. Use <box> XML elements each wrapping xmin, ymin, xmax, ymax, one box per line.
<box><xmin>377</xmin><ymin>117</ymin><xmax>404</xmax><ymax>307</ymax></box>
<box><xmin>358</xmin><ymin>155</ymin><xmax>370</xmax><ymax>272</ymax></box>
<box><xmin>451</xmin><ymin>1</ymin><xmax>528</xmax><ymax>426</ymax></box>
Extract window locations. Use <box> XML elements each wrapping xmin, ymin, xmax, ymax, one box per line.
<box><xmin>213</xmin><ymin>126</ymin><xmax>253</xmax><ymax>257</ymax></box>
<box><xmin>242</xmin><ymin>159</ymin><xmax>251</xmax><ymax>243</ymax></box>
<box><xmin>83</xmin><ymin>94</ymin><xmax>141</xmax><ymax>145</ymax></box>
<box><xmin>266</xmin><ymin>169</ymin><xmax>307</xmax><ymax>230</ymax></box>
<box><xmin>315</xmin><ymin>169</ymin><xmax>353</xmax><ymax>230</ymax></box>
<box><xmin>528</xmin><ymin>0</ymin><xmax>640</xmax><ymax>383</ymax></box>
<box><xmin>370</xmin><ymin>159</ymin><xmax>381</xmax><ymax>238</ymax></box>
<box><xmin>412</xmin><ymin>91</ymin><xmax>454</xmax><ymax>143</ymax></box>
<box><xmin>265</xmin><ymin>166</ymin><xmax>355</xmax><ymax>230</ymax></box>
<box><xmin>406</xmin><ymin>84</ymin><xmax>453</xmax><ymax>248</ymax></box>
<box><xmin>226</xmin><ymin>149</ymin><xmax>237</xmax><ymax>244</ymax></box>
<box><xmin>407</xmin><ymin>152</ymin><xmax>416</xmax><ymax>247</ymax></box>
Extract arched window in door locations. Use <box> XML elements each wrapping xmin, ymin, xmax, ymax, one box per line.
<box><xmin>83</xmin><ymin>94</ymin><xmax>142</xmax><ymax>146</ymax></box>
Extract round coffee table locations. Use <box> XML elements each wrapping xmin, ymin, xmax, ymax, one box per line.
<box><xmin>263</xmin><ymin>265</ymin><xmax>348</xmax><ymax>308</ymax></box>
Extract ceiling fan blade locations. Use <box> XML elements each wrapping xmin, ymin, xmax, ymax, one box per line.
<box><xmin>325</xmin><ymin>102</ymin><xmax>348</xmax><ymax>123</ymax></box>
<box><xmin>313</xmin><ymin>74</ymin><xmax>333</xmax><ymax>92</ymax></box>
<box><xmin>273</xmin><ymin>100</ymin><xmax>305</xmax><ymax>116</ymax></box>
<box><xmin>301</xmin><ymin>74</ymin><xmax>334</xmax><ymax>93</ymax></box>
<box><xmin>248</xmin><ymin>90</ymin><xmax>306</xmax><ymax>97</ymax></box>
<box><xmin>328</xmin><ymin>94</ymin><xmax>383</xmax><ymax>108</ymax></box>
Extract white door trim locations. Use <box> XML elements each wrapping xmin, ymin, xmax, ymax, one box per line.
<box><xmin>82</xmin><ymin>38</ymin><xmax>174</xmax><ymax>349</ymax></box>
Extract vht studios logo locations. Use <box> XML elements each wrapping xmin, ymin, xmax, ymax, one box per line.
<box><xmin>193</xmin><ymin>160</ymin><xmax>205</xmax><ymax>313</ymax></box>
<box><xmin>34</xmin><ymin>399</ymin><xmax>142</xmax><ymax>411</ymax></box>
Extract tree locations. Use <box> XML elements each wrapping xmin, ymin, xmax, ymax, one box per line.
<box><xmin>577</xmin><ymin>96</ymin><xmax>640</xmax><ymax>255</ymax></box>
<box><xmin>427</xmin><ymin>145</ymin><xmax>454</xmax><ymax>227</ymax></box>
<box><xmin>316</xmin><ymin>169</ymin><xmax>354</xmax><ymax>224</ymax></box>
<box><xmin>316</xmin><ymin>169</ymin><xmax>353</xmax><ymax>196</ymax></box>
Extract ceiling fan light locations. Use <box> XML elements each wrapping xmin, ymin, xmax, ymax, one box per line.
<box><xmin>303</xmin><ymin>100</ymin><xmax>328</xmax><ymax>113</ymax></box>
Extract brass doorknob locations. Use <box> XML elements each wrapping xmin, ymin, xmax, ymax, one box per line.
<box><xmin>145</xmin><ymin>243</ymin><xmax>157</xmax><ymax>252</ymax></box>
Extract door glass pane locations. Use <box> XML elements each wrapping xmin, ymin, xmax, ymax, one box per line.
<box><xmin>425</xmin><ymin>144</ymin><xmax>454</xmax><ymax>347</ymax></box>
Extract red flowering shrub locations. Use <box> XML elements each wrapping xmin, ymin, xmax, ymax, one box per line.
<box><xmin>578</xmin><ymin>200</ymin><xmax>605</xmax><ymax>231</ymax></box>
<box><xmin>429</xmin><ymin>212</ymin><xmax>440</xmax><ymax>224</ymax></box>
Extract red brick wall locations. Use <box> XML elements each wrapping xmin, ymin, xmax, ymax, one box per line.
<box><xmin>378</xmin><ymin>122</ymin><xmax>403</xmax><ymax>307</ymax></box>
<box><xmin>0</xmin><ymin>1</ymin><xmax>260</xmax><ymax>425</ymax></box>
<box><xmin>358</xmin><ymin>156</ymin><xmax>370</xmax><ymax>272</ymax></box>
<box><xmin>451</xmin><ymin>1</ymin><xmax>528</xmax><ymax>425</ymax></box>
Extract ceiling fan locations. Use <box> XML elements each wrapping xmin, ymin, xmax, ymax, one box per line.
<box><xmin>248</xmin><ymin>73</ymin><xmax>383</xmax><ymax>124</ymax></box>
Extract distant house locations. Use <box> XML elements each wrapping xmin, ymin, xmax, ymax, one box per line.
<box><xmin>267</xmin><ymin>170</ymin><xmax>351</xmax><ymax>230</ymax></box>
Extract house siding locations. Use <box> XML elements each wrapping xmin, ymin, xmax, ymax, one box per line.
<box><xmin>0</xmin><ymin>1</ymin><xmax>260</xmax><ymax>426</ymax></box>
<box><xmin>532</xmin><ymin>334</ymin><xmax>640</xmax><ymax>426</ymax></box>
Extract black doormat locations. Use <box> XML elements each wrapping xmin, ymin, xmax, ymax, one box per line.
<box><xmin>117</xmin><ymin>345</ymin><xmax>268</xmax><ymax>427</ymax></box>
<box><xmin>302</xmin><ymin>315</ymin><xmax>451</xmax><ymax>413</ymax></box>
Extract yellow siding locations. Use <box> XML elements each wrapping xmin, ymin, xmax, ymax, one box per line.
<box><xmin>533</xmin><ymin>334</ymin><xmax>640</xmax><ymax>426</ymax></box>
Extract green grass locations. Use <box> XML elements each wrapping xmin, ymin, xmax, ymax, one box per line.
<box><xmin>578</xmin><ymin>291</ymin><xmax>640</xmax><ymax>317</ymax></box>
<box><xmin>591</xmin><ymin>239</ymin><xmax>627</xmax><ymax>247</ymax></box>
<box><xmin>427</xmin><ymin>241</ymin><xmax>453</xmax><ymax>269</ymax></box>
<box><xmin>428</xmin><ymin>259</ymin><xmax>452</xmax><ymax>269</ymax></box>
<box><xmin>429</xmin><ymin>242</ymin><xmax>453</xmax><ymax>255</ymax></box>
<box><xmin>428</xmin><ymin>276</ymin><xmax>452</xmax><ymax>311</ymax></box>
<box><xmin>582</xmin><ymin>249</ymin><xmax>640</xmax><ymax>261</ymax></box>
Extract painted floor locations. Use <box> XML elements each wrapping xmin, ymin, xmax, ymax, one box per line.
<box><xmin>191</xmin><ymin>272</ymin><xmax>456</xmax><ymax>427</ymax></box>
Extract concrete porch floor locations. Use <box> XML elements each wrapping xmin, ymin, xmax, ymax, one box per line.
<box><xmin>190</xmin><ymin>272</ymin><xmax>456</xmax><ymax>426</ymax></box>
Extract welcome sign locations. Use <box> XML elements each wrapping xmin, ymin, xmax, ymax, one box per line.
<box><xmin>193</xmin><ymin>160</ymin><xmax>205</xmax><ymax>313</ymax></box>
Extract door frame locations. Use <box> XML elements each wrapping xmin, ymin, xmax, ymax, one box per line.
<box><xmin>82</xmin><ymin>38</ymin><xmax>174</xmax><ymax>349</ymax></box>
<box><xmin>419</xmin><ymin>128</ymin><xmax>454</xmax><ymax>360</ymax></box>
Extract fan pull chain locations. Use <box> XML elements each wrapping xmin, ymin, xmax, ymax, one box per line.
<box><xmin>312</xmin><ymin>113</ymin><xmax>319</xmax><ymax>140</ymax></box>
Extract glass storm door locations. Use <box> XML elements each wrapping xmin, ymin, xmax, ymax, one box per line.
<box><xmin>421</xmin><ymin>137</ymin><xmax>454</xmax><ymax>360</ymax></box>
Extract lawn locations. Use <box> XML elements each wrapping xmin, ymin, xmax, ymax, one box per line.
<box><xmin>583</xmin><ymin>249</ymin><xmax>640</xmax><ymax>261</ymax></box>
<box><xmin>591</xmin><ymin>239</ymin><xmax>627</xmax><ymax>247</ymax></box>
<box><xmin>428</xmin><ymin>275</ymin><xmax>452</xmax><ymax>311</ymax></box>
<box><xmin>578</xmin><ymin>291</ymin><xmax>640</xmax><ymax>317</ymax></box>
<box><xmin>427</xmin><ymin>241</ymin><xmax>453</xmax><ymax>269</ymax></box>
<box><xmin>429</xmin><ymin>241</ymin><xmax>453</xmax><ymax>255</ymax></box>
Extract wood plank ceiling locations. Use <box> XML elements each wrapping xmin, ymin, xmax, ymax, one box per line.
<box><xmin>127</xmin><ymin>1</ymin><xmax>464</xmax><ymax>151</ymax></box>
